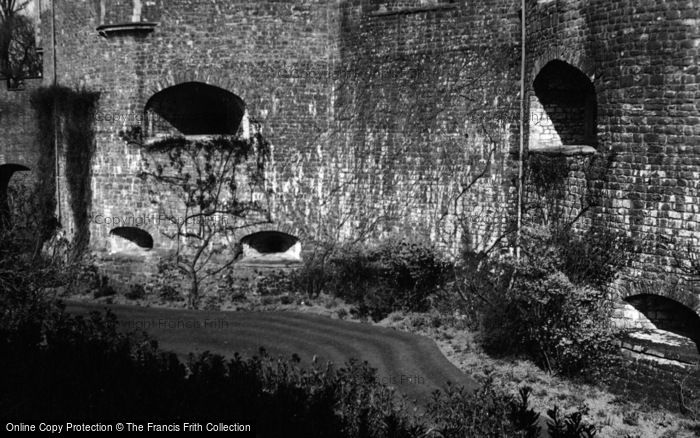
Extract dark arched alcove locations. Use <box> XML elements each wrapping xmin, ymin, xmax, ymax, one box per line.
<box><xmin>109</xmin><ymin>227</ymin><xmax>154</xmax><ymax>252</ymax></box>
<box><xmin>624</xmin><ymin>294</ymin><xmax>700</xmax><ymax>348</ymax></box>
<box><xmin>530</xmin><ymin>60</ymin><xmax>597</xmax><ymax>150</ymax></box>
<box><xmin>144</xmin><ymin>82</ymin><xmax>245</xmax><ymax>137</ymax></box>
<box><xmin>239</xmin><ymin>231</ymin><xmax>301</xmax><ymax>265</ymax></box>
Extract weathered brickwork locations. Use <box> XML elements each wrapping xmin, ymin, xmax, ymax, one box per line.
<box><xmin>524</xmin><ymin>0</ymin><xmax>700</xmax><ymax>315</ymax></box>
<box><xmin>0</xmin><ymin>1</ymin><xmax>698</xmax><ymax>328</ymax></box>
<box><xmin>0</xmin><ymin>78</ymin><xmax>42</xmax><ymax>173</ymax></box>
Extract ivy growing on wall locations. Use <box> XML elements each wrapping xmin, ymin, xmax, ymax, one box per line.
<box><xmin>30</xmin><ymin>85</ymin><xmax>99</xmax><ymax>260</ymax></box>
<box><xmin>29</xmin><ymin>87</ymin><xmax>57</xmax><ymax>248</ymax></box>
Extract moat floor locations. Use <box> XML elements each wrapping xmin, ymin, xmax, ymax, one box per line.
<box><xmin>65</xmin><ymin>301</ymin><xmax>475</xmax><ymax>406</ymax></box>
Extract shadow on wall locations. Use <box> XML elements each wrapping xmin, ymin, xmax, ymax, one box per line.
<box><xmin>239</xmin><ymin>231</ymin><xmax>302</xmax><ymax>266</ymax></box>
<box><xmin>529</xmin><ymin>60</ymin><xmax>597</xmax><ymax>150</ymax></box>
<box><xmin>624</xmin><ymin>294</ymin><xmax>700</xmax><ymax>352</ymax></box>
<box><xmin>109</xmin><ymin>227</ymin><xmax>154</xmax><ymax>255</ymax></box>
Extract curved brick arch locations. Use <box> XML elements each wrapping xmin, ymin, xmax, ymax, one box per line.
<box><xmin>623</xmin><ymin>293</ymin><xmax>700</xmax><ymax>344</ymax></box>
<box><xmin>239</xmin><ymin>223</ymin><xmax>305</xmax><ymax>243</ymax></box>
<box><xmin>615</xmin><ymin>279</ymin><xmax>700</xmax><ymax>317</ymax></box>
<box><xmin>146</xmin><ymin>71</ymin><xmax>246</xmax><ymax>106</ymax></box>
<box><xmin>531</xmin><ymin>49</ymin><xmax>595</xmax><ymax>84</ymax></box>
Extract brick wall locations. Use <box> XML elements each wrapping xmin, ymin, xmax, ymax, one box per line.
<box><xmin>525</xmin><ymin>0</ymin><xmax>700</xmax><ymax>308</ymax></box>
<box><xmin>42</xmin><ymin>0</ymin><xmax>335</xmax><ymax>255</ymax></box>
<box><xmin>39</xmin><ymin>0</ymin><xmax>523</xmax><ymax>269</ymax></box>
<box><xmin>17</xmin><ymin>0</ymin><xmax>700</xmax><ymax>313</ymax></box>
<box><xmin>0</xmin><ymin>78</ymin><xmax>42</xmax><ymax>170</ymax></box>
<box><xmin>328</xmin><ymin>0</ymin><xmax>521</xmax><ymax>251</ymax></box>
<box><xmin>606</xmin><ymin>357</ymin><xmax>700</xmax><ymax>415</ymax></box>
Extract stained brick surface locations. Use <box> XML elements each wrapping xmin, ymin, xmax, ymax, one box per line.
<box><xmin>0</xmin><ymin>0</ymin><xmax>697</xmax><ymax>315</ymax></box>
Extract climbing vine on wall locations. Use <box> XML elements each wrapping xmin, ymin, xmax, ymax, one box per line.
<box><xmin>31</xmin><ymin>86</ymin><xmax>99</xmax><ymax>260</ymax></box>
<box><xmin>119</xmin><ymin>125</ymin><xmax>273</xmax><ymax>308</ymax></box>
<box><xmin>29</xmin><ymin>87</ymin><xmax>58</xmax><ymax>248</ymax></box>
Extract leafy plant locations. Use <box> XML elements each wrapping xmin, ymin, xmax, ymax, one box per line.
<box><xmin>480</xmin><ymin>254</ymin><xmax>619</xmax><ymax>376</ymax></box>
<box><xmin>0</xmin><ymin>0</ymin><xmax>42</xmax><ymax>86</ymax></box>
<box><xmin>427</xmin><ymin>379</ymin><xmax>540</xmax><ymax>438</ymax></box>
<box><xmin>93</xmin><ymin>275</ymin><xmax>116</xmax><ymax>299</ymax></box>
<box><xmin>125</xmin><ymin>283</ymin><xmax>146</xmax><ymax>300</ymax></box>
<box><xmin>547</xmin><ymin>406</ymin><xmax>597</xmax><ymax>438</ymax></box>
<box><xmin>296</xmin><ymin>238</ymin><xmax>448</xmax><ymax>321</ymax></box>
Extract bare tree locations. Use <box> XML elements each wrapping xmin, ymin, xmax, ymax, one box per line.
<box><xmin>0</xmin><ymin>0</ymin><xmax>41</xmax><ymax>88</ymax></box>
<box><xmin>124</xmin><ymin>128</ymin><xmax>273</xmax><ymax>308</ymax></box>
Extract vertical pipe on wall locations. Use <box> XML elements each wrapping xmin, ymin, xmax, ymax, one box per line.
<box><xmin>515</xmin><ymin>0</ymin><xmax>526</xmax><ymax>259</ymax></box>
<box><xmin>51</xmin><ymin>0</ymin><xmax>61</xmax><ymax>224</ymax></box>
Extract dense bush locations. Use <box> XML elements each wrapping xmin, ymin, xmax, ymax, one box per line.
<box><xmin>3</xmin><ymin>298</ymin><xmax>602</xmax><ymax>437</ymax></box>
<box><xmin>447</xmin><ymin>225</ymin><xmax>625</xmax><ymax>376</ymax></box>
<box><xmin>552</xmin><ymin>226</ymin><xmax>635</xmax><ymax>290</ymax></box>
<box><xmin>0</xmin><ymin>298</ymin><xmax>552</xmax><ymax>437</ymax></box>
<box><xmin>125</xmin><ymin>283</ymin><xmax>146</xmax><ymax>300</ymax></box>
<box><xmin>480</xmin><ymin>257</ymin><xmax>618</xmax><ymax>376</ymax></box>
<box><xmin>428</xmin><ymin>381</ymin><xmax>540</xmax><ymax>437</ymax></box>
<box><xmin>0</xmin><ymin>303</ymin><xmax>416</xmax><ymax>436</ymax></box>
<box><xmin>291</xmin><ymin>238</ymin><xmax>448</xmax><ymax>321</ymax></box>
<box><xmin>1</xmin><ymin>220</ymin><xmax>602</xmax><ymax>437</ymax></box>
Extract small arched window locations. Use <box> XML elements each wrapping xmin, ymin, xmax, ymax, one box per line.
<box><xmin>109</xmin><ymin>227</ymin><xmax>154</xmax><ymax>254</ymax></box>
<box><xmin>239</xmin><ymin>231</ymin><xmax>302</xmax><ymax>265</ymax></box>
<box><xmin>529</xmin><ymin>60</ymin><xmax>597</xmax><ymax>153</ymax></box>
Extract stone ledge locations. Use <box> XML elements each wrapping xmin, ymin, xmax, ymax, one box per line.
<box><xmin>96</xmin><ymin>22</ymin><xmax>158</xmax><ymax>38</ymax></box>
<box><xmin>616</xmin><ymin>337</ymin><xmax>699</xmax><ymax>368</ymax></box>
<box><xmin>143</xmin><ymin>134</ymin><xmax>242</xmax><ymax>147</ymax></box>
<box><xmin>528</xmin><ymin>144</ymin><xmax>597</xmax><ymax>156</ymax></box>
<box><xmin>368</xmin><ymin>4</ymin><xmax>458</xmax><ymax>17</ymax></box>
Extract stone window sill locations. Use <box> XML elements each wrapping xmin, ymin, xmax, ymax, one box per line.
<box><xmin>143</xmin><ymin>134</ymin><xmax>242</xmax><ymax>146</ymax></box>
<box><xmin>368</xmin><ymin>4</ymin><xmax>457</xmax><ymax>17</ymax></box>
<box><xmin>97</xmin><ymin>22</ymin><xmax>158</xmax><ymax>38</ymax></box>
<box><xmin>528</xmin><ymin>145</ymin><xmax>597</xmax><ymax>156</ymax></box>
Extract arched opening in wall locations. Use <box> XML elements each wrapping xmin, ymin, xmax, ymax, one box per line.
<box><xmin>144</xmin><ymin>82</ymin><xmax>247</xmax><ymax>141</ymax></box>
<box><xmin>0</xmin><ymin>163</ymin><xmax>30</xmax><ymax>227</ymax></box>
<box><xmin>109</xmin><ymin>227</ymin><xmax>154</xmax><ymax>255</ymax></box>
<box><xmin>239</xmin><ymin>231</ymin><xmax>302</xmax><ymax>265</ymax></box>
<box><xmin>529</xmin><ymin>60</ymin><xmax>597</xmax><ymax>153</ymax></box>
<box><xmin>624</xmin><ymin>294</ymin><xmax>700</xmax><ymax>353</ymax></box>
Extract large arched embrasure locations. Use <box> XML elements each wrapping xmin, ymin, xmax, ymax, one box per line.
<box><xmin>529</xmin><ymin>60</ymin><xmax>597</xmax><ymax>151</ymax></box>
<box><xmin>144</xmin><ymin>82</ymin><xmax>246</xmax><ymax>139</ymax></box>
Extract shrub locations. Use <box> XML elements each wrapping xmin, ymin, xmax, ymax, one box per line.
<box><xmin>158</xmin><ymin>285</ymin><xmax>182</xmax><ymax>302</ymax></box>
<box><xmin>255</xmin><ymin>269</ymin><xmax>293</xmax><ymax>296</ymax></box>
<box><xmin>547</xmin><ymin>406</ymin><xmax>597</xmax><ymax>438</ymax></box>
<box><xmin>125</xmin><ymin>283</ymin><xmax>146</xmax><ymax>300</ymax></box>
<box><xmin>553</xmin><ymin>227</ymin><xmax>635</xmax><ymax>290</ymax></box>
<box><xmin>480</xmin><ymin>257</ymin><xmax>618</xmax><ymax>376</ymax></box>
<box><xmin>295</xmin><ymin>238</ymin><xmax>448</xmax><ymax>321</ymax></box>
<box><xmin>1</xmin><ymin>300</ymin><xmax>424</xmax><ymax>437</ymax></box>
<box><xmin>92</xmin><ymin>275</ymin><xmax>116</xmax><ymax>299</ymax></box>
<box><xmin>427</xmin><ymin>380</ymin><xmax>540</xmax><ymax>438</ymax></box>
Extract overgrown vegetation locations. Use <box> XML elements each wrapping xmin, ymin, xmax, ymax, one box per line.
<box><xmin>445</xmin><ymin>224</ymin><xmax>631</xmax><ymax>378</ymax></box>
<box><xmin>2</xmin><ymin>295</ymin><xmax>599</xmax><ymax>437</ymax></box>
<box><xmin>30</xmin><ymin>85</ymin><xmax>100</xmax><ymax>260</ymax></box>
<box><xmin>0</xmin><ymin>0</ymin><xmax>42</xmax><ymax>88</ymax></box>
<box><xmin>479</xmin><ymin>258</ymin><xmax>618</xmax><ymax>376</ymax></box>
<box><xmin>287</xmin><ymin>238</ymin><xmax>448</xmax><ymax>321</ymax></box>
<box><xmin>1</xmin><ymin>200</ymin><xmax>605</xmax><ymax>436</ymax></box>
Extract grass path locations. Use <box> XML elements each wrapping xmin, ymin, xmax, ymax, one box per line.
<box><xmin>66</xmin><ymin>301</ymin><xmax>475</xmax><ymax>405</ymax></box>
